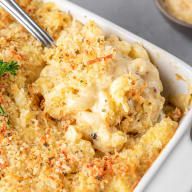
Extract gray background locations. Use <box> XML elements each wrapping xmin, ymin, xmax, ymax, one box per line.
<box><xmin>70</xmin><ymin>0</ymin><xmax>192</xmax><ymax>65</ymax></box>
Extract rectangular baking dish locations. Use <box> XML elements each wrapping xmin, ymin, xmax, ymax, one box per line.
<box><xmin>44</xmin><ymin>0</ymin><xmax>192</xmax><ymax>191</ymax></box>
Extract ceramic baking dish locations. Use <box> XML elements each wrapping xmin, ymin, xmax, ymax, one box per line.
<box><xmin>44</xmin><ymin>0</ymin><xmax>192</xmax><ymax>191</ymax></box>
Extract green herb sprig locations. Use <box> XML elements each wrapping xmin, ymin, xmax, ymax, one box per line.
<box><xmin>0</xmin><ymin>60</ymin><xmax>19</xmax><ymax>125</ymax></box>
<box><xmin>0</xmin><ymin>60</ymin><xmax>19</xmax><ymax>77</ymax></box>
<box><xmin>0</xmin><ymin>105</ymin><xmax>6</xmax><ymax>116</ymax></box>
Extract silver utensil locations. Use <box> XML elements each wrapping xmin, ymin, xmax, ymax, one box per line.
<box><xmin>0</xmin><ymin>0</ymin><xmax>55</xmax><ymax>47</ymax></box>
<box><xmin>155</xmin><ymin>0</ymin><xmax>192</xmax><ymax>29</ymax></box>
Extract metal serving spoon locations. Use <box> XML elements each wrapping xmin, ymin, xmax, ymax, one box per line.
<box><xmin>0</xmin><ymin>0</ymin><xmax>55</xmax><ymax>47</ymax></box>
<box><xmin>155</xmin><ymin>0</ymin><xmax>192</xmax><ymax>29</ymax></box>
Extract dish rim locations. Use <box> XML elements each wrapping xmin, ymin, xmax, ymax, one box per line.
<box><xmin>44</xmin><ymin>0</ymin><xmax>192</xmax><ymax>191</ymax></box>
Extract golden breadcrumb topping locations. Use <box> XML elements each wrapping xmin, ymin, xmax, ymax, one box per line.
<box><xmin>0</xmin><ymin>0</ymin><xmax>182</xmax><ymax>191</ymax></box>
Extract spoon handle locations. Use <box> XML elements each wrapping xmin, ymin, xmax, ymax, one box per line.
<box><xmin>0</xmin><ymin>0</ymin><xmax>55</xmax><ymax>47</ymax></box>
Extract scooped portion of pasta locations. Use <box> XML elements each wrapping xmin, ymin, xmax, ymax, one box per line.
<box><xmin>0</xmin><ymin>0</ymin><xmax>182</xmax><ymax>191</ymax></box>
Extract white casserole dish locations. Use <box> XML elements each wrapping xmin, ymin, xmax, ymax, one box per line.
<box><xmin>44</xmin><ymin>0</ymin><xmax>192</xmax><ymax>191</ymax></box>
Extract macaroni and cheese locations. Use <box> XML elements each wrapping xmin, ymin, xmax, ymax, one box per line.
<box><xmin>0</xmin><ymin>0</ymin><xmax>182</xmax><ymax>191</ymax></box>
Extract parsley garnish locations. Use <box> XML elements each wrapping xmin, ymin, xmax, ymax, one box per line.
<box><xmin>0</xmin><ymin>60</ymin><xmax>19</xmax><ymax>77</ymax></box>
<box><xmin>0</xmin><ymin>60</ymin><xmax>19</xmax><ymax>125</ymax></box>
<box><xmin>102</xmin><ymin>109</ymin><xmax>106</xmax><ymax>112</ymax></box>
<box><xmin>0</xmin><ymin>104</ymin><xmax>10</xmax><ymax>127</ymax></box>
<box><xmin>0</xmin><ymin>105</ymin><xmax>6</xmax><ymax>116</ymax></box>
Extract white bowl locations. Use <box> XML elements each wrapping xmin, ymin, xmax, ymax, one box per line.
<box><xmin>44</xmin><ymin>0</ymin><xmax>192</xmax><ymax>191</ymax></box>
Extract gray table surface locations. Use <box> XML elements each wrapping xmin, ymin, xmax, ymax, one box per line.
<box><xmin>70</xmin><ymin>0</ymin><xmax>192</xmax><ymax>66</ymax></box>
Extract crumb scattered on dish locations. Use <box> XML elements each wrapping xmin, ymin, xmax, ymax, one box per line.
<box><xmin>176</xmin><ymin>73</ymin><xmax>185</xmax><ymax>81</ymax></box>
<box><xmin>0</xmin><ymin>0</ymin><xmax>183</xmax><ymax>191</ymax></box>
